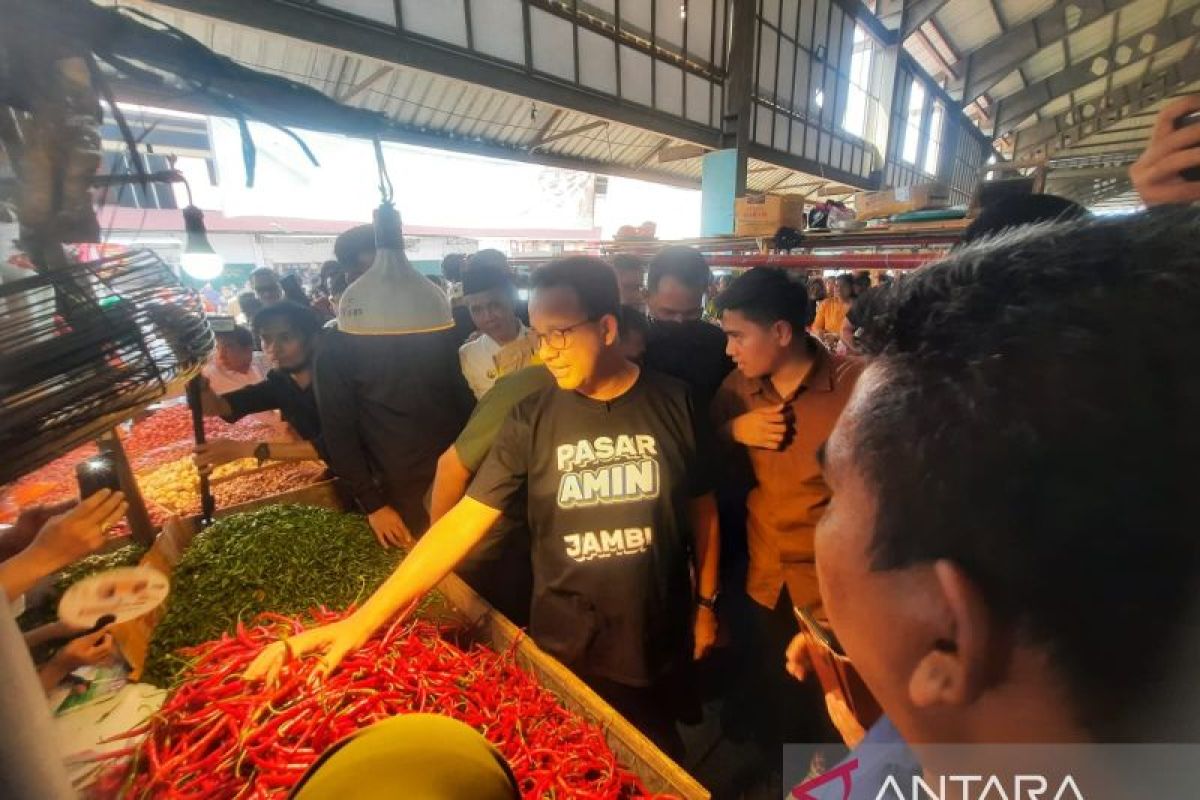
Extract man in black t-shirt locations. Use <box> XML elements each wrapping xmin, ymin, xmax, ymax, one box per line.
<box><xmin>247</xmin><ymin>258</ymin><xmax>721</xmax><ymax>755</ymax></box>
<box><xmin>643</xmin><ymin>246</ymin><xmax>734</xmax><ymax>412</ymax></box>
<box><xmin>196</xmin><ymin>302</ymin><xmax>327</xmax><ymax>470</ymax></box>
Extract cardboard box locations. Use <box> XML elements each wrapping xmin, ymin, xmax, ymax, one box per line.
<box><xmin>734</xmin><ymin>193</ymin><xmax>807</xmax><ymax>236</ymax></box>
<box><xmin>853</xmin><ymin>182</ymin><xmax>950</xmax><ymax>220</ymax></box>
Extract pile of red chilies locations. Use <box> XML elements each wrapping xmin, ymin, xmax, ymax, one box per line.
<box><xmin>90</xmin><ymin>608</ymin><xmax>674</xmax><ymax>799</ymax></box>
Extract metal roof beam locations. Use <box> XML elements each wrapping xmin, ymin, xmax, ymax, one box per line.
<box><xmin>995</xmin><ymin>4</ymin><xmax>1199</xmax><ymax>135</ymax></box>
<box><xmin>110</xmin><ymin>79</ymin><xmax>702</xmax><ymax>190</ymax></box>
<box><xmin>878</xmin><ymin>0</ymin><xmax>951</xmax><ymax>41</ymax></box>
<box><xmin>528</xmin><ymin>119</ymin><xmax>607</xmax><ymax>151</ymax></box>
<box><xmin>633</xmin><ymin>137</ymin><xmax>672</xmax><ymax>169</ymax></box>
<box><xmin>950</xmin><ymin>0</ymin><xmax>1138</xmax><ymax>105</ymax></box>
<box><xmin>335</xmin><ymin>64</ymin><xmax>393</xmax><ymax>104</ymax></box>
<box><xmin>528</xmin><ymin>109</ymin><xmax>565</xmax><ymax>147</ymax></box>
<box><xmin>658</xmin><ymin>143</ymin><xmax>710</xmax><ymax>162</ymax></box>
<box><xmin>1013</xmin><ymin>49</ymin><xmax>1200</xmax><ymax>159</ymax></box>
<box><xmin>745</xmin><ymin>143</ymin><xmax>873</xmax><ymax>190</ymax></box>
<box><xmin>148</xmin><ymin>0</ymin><xmax>721</xmax><ymax>148</ymax></box>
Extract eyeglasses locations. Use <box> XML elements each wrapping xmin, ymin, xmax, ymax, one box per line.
<box><xmin>793</xmin><ymin>604</ymin><xmax>847</xmax><ymax>659</ymax></box>
<box><xmin>533</xmin><ymin>319</ymin><xmax>593</xmax><ymax>351</ymax></box>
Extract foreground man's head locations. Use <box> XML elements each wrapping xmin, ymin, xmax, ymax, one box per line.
<box><xmin>817</xmin><ymin>208</ymin><xmax>1200</xmax><ymax>747</ymax></box>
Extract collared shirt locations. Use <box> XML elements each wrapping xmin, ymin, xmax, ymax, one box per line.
<box><xmin>712</xmin><ymin>341</ymin><xmax>861</xmax><ymax>609</ymax></box>
<box><xmin>812</xmin><ymin>297</ymin><xmax>850</xmax><ymax>335</ymax></box>
<box><xmin>458</xmin><ymin>324</ymin><xmax>539</xmax><ymax>399</ymax></box>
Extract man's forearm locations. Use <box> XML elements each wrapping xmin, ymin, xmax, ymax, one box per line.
<box><xmin>261</xmin><ymin>441</ymin><xmax>320</xmax><ymax>462</ymax></box>
<box><xmin>353</xmin><ymin>496</ymin><xmax>502</xmax><ymax>631</ymax></box>
<box><xmin>430</xmin><ymin>446</ymin><xmax>472</xmax><ymax>523</ymax></box>
<box><xmin>689</xmin><ymin>494</ymin><xmax>721</xmax><ymax>599</ymax></box>
<box><xmin>23</xmin><ymin>621</ymin><xmax>70</xmax><ymax>650</ymax></box>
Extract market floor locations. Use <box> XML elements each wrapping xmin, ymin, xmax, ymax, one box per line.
<box><xmin>675</xmin><ymin>618</ymin><xmax>849</xmax><ymax>799</ymax></box>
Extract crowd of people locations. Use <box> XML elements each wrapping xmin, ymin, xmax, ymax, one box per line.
<box><xmin>190</xmin><ymin>98</ymin><xmax>1200</xmax><ymax>796</ymax></box>
<box><xmin>5</xmin><ymin>96</ymin><xmax>1200</xmax><ymax>798</ymax></box>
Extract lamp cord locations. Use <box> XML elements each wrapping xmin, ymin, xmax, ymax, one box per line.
<box><xmin>374</xmin><ymin>139</ymin><xmax>394</xmax><ymax>204</ymax></box>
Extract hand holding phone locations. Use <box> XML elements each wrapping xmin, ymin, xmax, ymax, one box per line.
<box><xmin>75</xmin><ymin>455</ymin><xmax>120</xmax><ymax>500</ymax></box>
<box><xmin>1130</xmin><ymin>95</ymin><xmax>1200</xmax><ymax>205</ymax></box>
<box><xmin>28</xmin><ymin>490</ymin><xmax>128</xmax><ymax>573</ymax></box>
<box><xmin>1174</xmin><ymin>110</ymin><xmax>1200</xmax><ymax>181</ymax></box>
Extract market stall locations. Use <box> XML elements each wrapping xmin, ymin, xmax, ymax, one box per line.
<box><xmin>1</xmin><ymin>403</ymin><xmax>327</xmax><ymax>529</ymax></box>
<box><xmin>26</xmin><ymin>483</ymin><xmax>707</xmax><ymax>799</ymax></box>
<box><xmin>0</xmin><ymin>19</ymin><xmax>708</xmax><ymax>798</ymax></box>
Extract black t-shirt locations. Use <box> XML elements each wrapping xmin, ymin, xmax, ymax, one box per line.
<box><xmin>467</xmin><ymin>369</ymin><xmax>712</xmax><ymax>687</ymax></box>
<box><xmin>222</xmin><ymin>371</ymin><xmax>324</xmax><ymax>457</ymax></box>
<box><xmin>643</xmin><ymin>319</ymin><xmax>734</xmax><ymax>414</ymax></box>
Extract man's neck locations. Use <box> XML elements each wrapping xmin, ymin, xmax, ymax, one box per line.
<box><xmin>768</xmin><ymin>343</ymin><xmax>816</xmax><ymax>399</ymax></box>
<box><xmin>576</xmin><ymin>356</ymin><xmax>640</xmax><ymax>402</ymax></box>
<box><xmin>286</xmin><ymin>367</ymin><xmax>313</xmax><ymax>390</ymax></box>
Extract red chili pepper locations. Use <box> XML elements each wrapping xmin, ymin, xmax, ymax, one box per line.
<box><xmin>89</xmin><ymin>610</ymin><xmax>670</xmax><ymax>800</ymax></box>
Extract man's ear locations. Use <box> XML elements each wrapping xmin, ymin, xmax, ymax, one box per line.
<box><xmin>908</xmin><ymin>559</ymin><xmax>998</xmax><ymax>710</ymax></box>
<box><xmin>601</xmin><ymin>314</ymin><xmax>620</xmax><ymax>347</ymax></box>
<box><xmin>772</xmin><ymin>319</ymin><xmax>794</xmax><ymax>348</ymax></box>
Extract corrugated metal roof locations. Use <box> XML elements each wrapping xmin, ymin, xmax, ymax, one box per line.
<box><xmin>935</xmin><ymin>0</ymin><xmax>1005</xmax><ymax>53</ymax></box>
<box><xmin>99</xmin><ymin>0</ymin><xmax>854</xmax><ymax>200</ymax></box>
<box><xmin>907</xmin><ymin>0</ymin><xmax>1200</xmax><ymax>205</ymax></box>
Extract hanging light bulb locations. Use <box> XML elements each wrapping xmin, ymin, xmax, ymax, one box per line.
<box><xmin>337</xmin><ymin>201</ymin><xmax>453</xmax><ymax>334</ymax></box>
<box><xmin>180</xmin><ymin>205</ymin><xmax>224</xmax><ymax>281</ymax></box>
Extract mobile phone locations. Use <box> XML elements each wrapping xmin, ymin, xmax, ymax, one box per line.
<box><xmin>1174</xmin><ymin>110</ymin><xmax>1200</xmax><ymax>181</ymax></box>
<box><xmin>75</xmin><ymin>455</ymin><xmax>121</xmax><ymax>499</ymax></box>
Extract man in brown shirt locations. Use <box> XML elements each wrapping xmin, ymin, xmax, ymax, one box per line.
<box><xmin>711</xmin><ymin>267</ymin><xmax>860</xmax><ymax>750</ymax></box>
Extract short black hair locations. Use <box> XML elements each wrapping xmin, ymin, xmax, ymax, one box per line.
<box><xmin>531</xmin><ymin>257</ymin><xmax>620</xmax><ymax>321</ymax></box>
<box><xmin>250</xmin><ymin>266</ymin><xmax>279</xmax><ymax>284</ymax></box>
<box><xmin>714</xmin><ymin>267</ymin><xmax>811</xmax><ymax>334</ymax></box>
<box><xmin>647</xmin><ymin>246</ymin><xmax>710</xmax><ymax>292</ymax></box>
<box><xmin>462</xmin><ymin>261</ymin><xmax>514</xmax><ymax>297</ymax></box>
<box><xmin>215</xmin><ymin>325</ymin><xmax>254</xmax><ymax>350</ymax></box>
<box><xmin>470</xmin><ymin>249</ymin><xmax>508</xmax><ymax>271</ymax></box>
<box><xmin>279</xmin><ymin>273</ymin><xmax>309</xmax><ymax>305</ymax></box>
<box><xmin>851</xmin><ymin>208</ymin><xmax>1200</xmax><ymax>740</ymax></box>
<box><xmin>237</xmin><ymin>291</ymin><xmax>264</xmax><ymax>323</ymax></box>
<box><xmin>251</xmin><ymin>300</ymin><xmax>323</xmax><ymax>341</ymax></box>
<box><xmin>835</xmin><ymin>273</ymin><xmax>854</xmax><ymax>289</ymax></box>
<box><xmin>611</xmin><ymin>254</ymin><xmax>645</xmax><ymax>275</ymax></box>
<box><xmin>962</xmin><ymin>193</ymin><xmax>1088</xmax><ymax>244</ymax></box>
<box><xmin>441</xmin><ymin>253</ymin><xmax>467</xmax><ymax>282</ymax></box>
<box><xmin>334</xmin><ymin>224</ymin><xmax>376</xmax><ymax>268</ymax></box>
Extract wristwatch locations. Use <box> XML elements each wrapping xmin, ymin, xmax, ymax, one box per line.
<box><xmin>697</xmin><ymin>591</ymin><xmax>720</xmax><ymax>611</ymax></box>
<box><xmin>253</xmin><ymin>442</ymin><xmax>270</xmax><ymax>465</ymax></box>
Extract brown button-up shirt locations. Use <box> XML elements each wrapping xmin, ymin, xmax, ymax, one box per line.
<box><xmin>712</xmin><ymin>342</ymin><xmax>861</xmax><ymax>610</ymax></box>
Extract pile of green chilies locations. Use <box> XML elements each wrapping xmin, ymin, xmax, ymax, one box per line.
<box><xmin>91</xmin><ymin>609</ymin><xmax>673</xmax><ymax>800</ymax></box>
<box><xmin>143</xmin><ymin>505</ymin><xmax>404</xmax><ymax>686</ymax></box>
